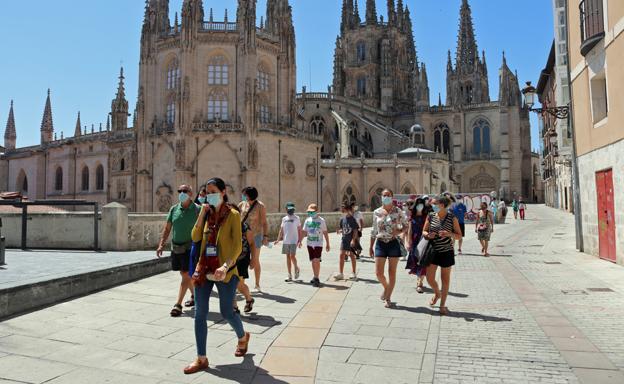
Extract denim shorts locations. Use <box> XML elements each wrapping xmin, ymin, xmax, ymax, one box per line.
<box><xmin>254</xmin><ymin>234</ymin><xmax>264</xmax><ymax>249</ymax></box>
<box><xmin>374</xmin><ymin>239</ymin><xmax>401</xmax><ymax>258</ymax></box>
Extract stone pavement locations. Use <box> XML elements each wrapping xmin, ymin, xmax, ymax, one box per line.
<box><xmin>1</xmin><ymin>205</ymin><xmax>624</xmax><ymax>383</ymax></box>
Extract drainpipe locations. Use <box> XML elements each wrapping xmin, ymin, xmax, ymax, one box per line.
<box><xmin>278</xmin><ymin>139</ymin><xmax>282</xmax><ymax>210</ymax></box>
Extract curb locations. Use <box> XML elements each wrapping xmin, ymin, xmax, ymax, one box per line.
<box><xmin>0</xmin><ymin>257</ymin><xmax>171</xmax><ymax>320</ymax></box>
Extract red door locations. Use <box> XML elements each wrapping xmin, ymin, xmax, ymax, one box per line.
<box><xmin>596</xmin><ymin>169</ymin><xmax>616</xmax><ymax>262</ymax></box>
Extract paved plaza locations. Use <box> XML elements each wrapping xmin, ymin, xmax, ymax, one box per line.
<box><xmin>1</xmin><ymin>205</ymin><xmax>624</xmax><ymax>383</ymax></box>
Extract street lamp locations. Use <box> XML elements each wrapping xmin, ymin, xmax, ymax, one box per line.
<box><xmin>522</xmin><ymin>82</ymin><xmax>570</xmax><ymax>119</ymax></box>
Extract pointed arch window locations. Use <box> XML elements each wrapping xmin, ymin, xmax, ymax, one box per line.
<box><xmin>473</xmin><ymin>119</ymin><xmax>491</xmax><ymax>154</ymax></box>
<box><xmin>356</xmin><ymin>77</ymin><xmax>366</xmax><ymax>97</ymax></box>
<box><xmin>257</xmin><ymin>67</ymin><xmax>270</xmax><ymax>92</ymax></box>
<box><xmin>310</xmin><ymin>116</ymin><xmax>326</xmax><ymax>136</ymax></box>
<box><xmin>356</xmin><ymin>41</ymin><xmax>366</xmax><ymax>62</ymax></box>
<box><xmin>17</xmin><ymin>170</ymin><xmax>28</xmax><ymax>194</ymax></box>
<box><xmin>208</xmin><ymin>91</ymin><xmax>229</xmax><ymax>121</ymax></box>
<box><xmin>166</xmin><ymin>101</ymin><xmax>176</xmax><ymax>126</ymax></box>
<box><xmin>434</xmin><ymin>131</ymin><xmax>441</xmax><ymax>152</ymax></box>
<box><xmin>166</xmin><ymin>59</ymin><xmax>180</xmax><ymax>90</ymax></box>
<box><xmin>55</xmin><ymin>167</ymin><xmax>63</xmax><ymax>191</ymax></box>
<box><xmin>120</xmin><ymin>158</ymin><xmax>126</xmax><ymax>171</ymax></box>
<box><xmin>96</xmin><ymin>164</ymin><xmax>104</xmax><ymax>191</ymax></box>
<box><xmin>208</xmin><ymin>56</ymin><xmax>229</xmax><ymax>85</ymax></box>
<box><xmin>22</xmin><ymin>175</ymin><xmax>28</xmax><ymax>193</ymax></box>
<box><xmin>81</xmin><ymin>166</ymin><xmax>90</xmax><ymax>191</ymax></box>
<box><xmin>259</xmin><ymin>105</ymin><xmax>271</xmax><ymax>124</ymax></box>
<box><xmin>342</xmin><ymin>185</ymin><xmax>357</xmax><ymax>206</ymax></box>
<box><xmin>433</xmin><ymin>123</ymin><xmax>450</xmax><ymax>154</ymax></box>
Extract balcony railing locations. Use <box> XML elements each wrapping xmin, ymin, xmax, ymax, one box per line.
<box><xmin>579</xmin><ymin>0</ymin><xmax>605</xmax><ymax>56</ymax></box>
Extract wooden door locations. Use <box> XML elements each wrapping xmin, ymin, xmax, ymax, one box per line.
<box><xmin>596</xmin><ymin>169</ymin><xmax>616</xmax><ymax>262</ymax></box>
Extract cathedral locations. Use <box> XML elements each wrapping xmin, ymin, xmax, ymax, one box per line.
<box><xmin>1</xmin><ymin>0</ymin><xmax>533</xmax><ymax>213</ymax></box>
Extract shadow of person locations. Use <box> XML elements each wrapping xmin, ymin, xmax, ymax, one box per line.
<box><xmin>251</xmin><ymin>292</ymin><xmax>297</xmax><ymax>304</ymax></box>
<box><xmin>419</xmin><ymin>286</ymin><xmax>468</xmax><ymax>298</ymax></box>
<box><xmin>351</xmin><ymin>277</ymin><xmax>379</xmax><ymax>285</ymax></box>
<box><xmin>393</xmin><ymin>305</ymin><xmax>512</xmax><ymax>322</ymax></box>
<box><xmin>208</xmin><ymin>354</ymin><xmax>290</xmax><ymax>384</ymax></box>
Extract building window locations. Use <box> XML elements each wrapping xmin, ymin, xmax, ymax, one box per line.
<box><xmin>208</xmin><ymin>94</ymin><xmax>229</xmax><ymax>121</ymax></box>
<box><xmin>472</xmin><ymin>119</ymin><xmax>491</xmax><ymax>154</ymax></box>
<box><xmin>96</xmin><ymin>165</ymin><xmax>104</xmax><ymax>191</ymax></box>
<box><xmin>579</xmin><ymin>0</ymin><xmax>604</xmax><ymax>55</ymax></box>
<box><xmin>166</xmin><ymin>102</ymin><xmax>176</xmax><ymax>126</ymax></box>
<box><xmin>257</xmin><ymin>70</ymin><xmax>270</xmax><ymax>92</ymax></box>
<box><xmin>590</xmin><ymin>72</ymin><xmax>608</xmax><ymax>123</ymax></box>
<box><xmin>55</xmin><ymin>167</ymin><xmax>63</xmax><ymax>191</ymax></box>
<box><xmin>260</xmin><ymin>105</ymin><xmax>271</xmax><ymax>124</ymax></box>
<box><xmin>356</xmin><ymin>42</ymin><xmax>366</xmax><ymax>62</ymax></box>
<box><xmin>356</xmin><ymin>77</ymin><xmax>366</xmax><ymax>97</ymax></box>
<box><xmin>17</xmin><ymin>170</ymin><xmax>28</xmax><ymax>193</ymax></box>
<box><xmin>120</xmin><ymin>158</ymin><xmax>126</xmax><ymax>171</ymax></box>
<box><xmin>434</xmin><ymin>130</ymin><xmax>441</xmax><ymax>153</ymax></box>
<box><xmin>167</xmin><ymin>60</ymin><xmax>180</xmax><ymax>90</ymax></box>
<box><xmin>81</xmin><ymin>166</ymin><xmax>89</xmax><ymax>191</ymax></box>
<box><xmin>433</xmin><ymin>123</ymin><xmax>450</xmax><ymax>154</ymax></box>
<box><xmin>208</xmin><ymin>64</ymin><xmax>228</xmax><ymax>85</ymax></box>
<box><xmin>310</xmin><ymin>116</ymin><xmax>325</xmax><ymax>136</ymax></box>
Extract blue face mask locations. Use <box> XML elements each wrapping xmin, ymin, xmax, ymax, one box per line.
<box><xmin>382</xmin><ymin>196</ymin><xmax>393</xmax><ymax>206</ymax></box>
<box><xmin>307</xmin><ymin>211</ymin><xmax>316</xmax><ymax>218</ymax></box>
<box><xmin>198</xmin><ymin>196</ymin><xmax>206</xmax><ymax>204</ymax></box>
<box><xmin>432</xmin><ymin>205</ymin><xmax>441</xmax><ymax>213</ymax></box>
<box><xmin>242</xmin><ymin>195</ymin><xmax>248</xmax><ymax>202</ymax></box>
<box><xmin>206</xmin><ymin>193</ymin><xmax>222</xmax><ymax>207</ymax></box>
<box><xmin>178</xmin><ymin>192</ymin><xmax>189</xmax><ymax>204</ymax></box>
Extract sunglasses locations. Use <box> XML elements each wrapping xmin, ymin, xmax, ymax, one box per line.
<box><xmin>178</xmin><ymin>189</ymin><xmax>190</xmax><ymax>194</ymax></box>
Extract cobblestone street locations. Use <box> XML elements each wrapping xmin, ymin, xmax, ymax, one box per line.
<box><xmin>1</xmin><ymin>205</ymin><xmax>623</xmax><ymax>383</ymax></box>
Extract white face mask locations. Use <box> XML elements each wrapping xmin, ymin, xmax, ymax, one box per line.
<box><xmin>416</xmin><ymin>204</ymin><xmax>424</xmax><ymax>212</ymax></box>
<box><xmin>206</xmin><ymin>193</ymin><xmax>222</xmax><ymax>207</ymax></box>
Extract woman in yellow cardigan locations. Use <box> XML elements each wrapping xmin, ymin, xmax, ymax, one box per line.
<box><xmin>184</xmin><ymin>178</ymin><xmax>250</xmax><ymax>375</ymax></box>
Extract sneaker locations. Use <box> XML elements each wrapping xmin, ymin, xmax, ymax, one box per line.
<box><xmin>294</xmin><ymin>267</ymin><xmax>300</xmax><ymax>280</ymax></box>
<box><xmin>350</xmin><ymin>272</ymin><xmax>358</xmax><ymax>281</ymax></box>
<box><xmin>312</xmin><ymin>278</ymin><xmax>321</xmax><ymax>287</ymax></box>
<box><xmin>400</xmin><ymin>256</ymin><xmax>407</xmax><ymax>261</ymax></box>
<box><xmin>458</xmin><ymin>249</ymin><xmax>462</xmax><ymax>255</ymax></box>
<box><xmin>253</xmin><ymin>286</ymin><xmax>262</xmax><ymax>294</ymax></box>
<box><xmin>285</xmin><ymin>275</ymin><xmax>292</xmax><ymax>282</ymax></box>
<box><xmin>416</xmin><ymin>285</ymin><xmax>424</xmax><ymax>294</ymax></box>
<box><xmin>334</xmin><ymin>273</ymin><xmax>344</xmax><ymax>281</ymax></box>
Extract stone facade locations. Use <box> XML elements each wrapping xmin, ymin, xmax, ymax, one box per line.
<box><xmin>1</xmin><ymin>0</ymin><xmax>533</xmax><ymax>214</ymax></box>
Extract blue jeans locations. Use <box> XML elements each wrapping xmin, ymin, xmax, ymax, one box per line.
<box><xmin>194</xmin><ymin>276</ymin><xmax>245</xmax><ymax>356</ymax></box>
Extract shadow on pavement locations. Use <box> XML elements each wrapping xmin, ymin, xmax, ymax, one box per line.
<box><xmin>208</xmin><ymin>354</ymin><xmax>290</xmax><ymax>383</ymax></box>
<box><xmin>420</xmin><ymin>286</ymin><xmax>468</xmax><ymax>298</ymax></box>
<box><xmin>393</xmin><ymin>305</ymin><xmax>512</xmax><ymax>322</ymax></box>
<box><xmin>460</xmin><ymin>252</ymin><xmax>512</xmax><ymax>258</ymax></box>
<box><xmin>251</xmin><ymin>292</ymin><xmax>296</xmax><ymax>304</ymax></box>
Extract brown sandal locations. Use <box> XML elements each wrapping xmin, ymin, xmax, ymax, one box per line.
<box><xmin>170</xmin><ymin>304</ymin><xmax>183</xmax><ymax>317</ymax></box>
<box><xmin>235</xmin><ymin>332</ymin><xmax>251</xmax><ymax>357</ymax></box>
<box><xmin>439</xmin><ymin>307</ymin><xmax>450</xmax><ymax>316</ymax></box>
<box><xmin>429</xmin><ymin>294</ymin><xmax>440</xmax><ymax>307</ymax></box>
<box><xmin>244</xmin><ymin>299</ymin><xmax>255</xmax><ymax>313</ymax></box>
<box><xmin>183</xmin><ymin>358</ymin><xmax>208</xmax><ymax>374</ymax></box>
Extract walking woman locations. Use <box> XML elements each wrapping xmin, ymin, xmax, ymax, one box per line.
<box><xmin>423</xmin><ymin>195</ymin><xmax>462</xmax><ymax>316</ymax></box>
<box><xmin>369</xmin><ymin>189</ymin><xmax>408</xmax><ymax>308</ymax></box>
<box><xmin>239</xmin><ymin>187</ymin><xmax>269</xmax><ymax>293</ymax></box>
<box><xmin>184</xmin><ymin>178</ymin><xmax>250</xmax><ymax>374</ymax></box>
<box><xmin>475</xmin><ymin>201</ymin><xmax>494</xmax><ymax>257</ymax></box>
<box><xmin>406</xmin><ymin>197</ymin><xmax>430</xmax><ymax>293</ymax></box>
<box><xmin>512</xmin><ymin>198</ymin><xmax>519</xmax><ymax>220</ymax></box>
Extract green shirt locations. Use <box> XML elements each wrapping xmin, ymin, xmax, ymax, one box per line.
<box><xmin>166</xmin><ymin>202</ymin><xmax>200</xmax><ymax>245</ymax></box>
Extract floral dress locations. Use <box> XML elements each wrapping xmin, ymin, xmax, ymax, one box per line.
<box><xmin>371</xmin><ymin>206</ymin><xmax>408</xmax><ymax>243</ymax></box>
<box><xmin>477</xmin><ymin>210</ymin><xmax>492</xmax><ymax>241</ymax></box>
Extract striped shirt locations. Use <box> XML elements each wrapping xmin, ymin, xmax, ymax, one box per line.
<box><xmin>429</xmin><ymin>212</ymin><xmax>455</xmax><ymax>253</ymax></box>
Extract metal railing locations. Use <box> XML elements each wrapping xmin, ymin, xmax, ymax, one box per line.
<box><xmin>0</xmin><ymin>200</ymin><xmax>99</xmax><ymax>251</ymax></box>
<box><xmin>579</xmin><ymin>0</ymin><xmax>605</xmax><ymax>55</ymax></box>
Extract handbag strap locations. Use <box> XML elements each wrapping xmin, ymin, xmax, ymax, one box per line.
<box><xmin>242</xmin><ymin>201</ymin><xmax>258</xmax><ymax>224</ymax></box>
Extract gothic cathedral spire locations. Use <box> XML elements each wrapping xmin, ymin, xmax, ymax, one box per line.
<box><xmin>387</xmin><ymin>0</ymin><xmax>395</xmax><ymax>25</ymax></box>
<box><xmin>341</xmin><ymin>0</ymin><xmax>354</xmax><ymax>33</ymax></box>
<box><xmin>456</xmin><ymin>0</ymin><xmax>478</xmax><ymax>74</ymax></box>
<box><xmin>4</xmin><ymin>100</ymin><xmax>16</xmax><ymax>151</ymax></box>
<box><xmin>365</xmin><ymin>0</ymin><xmax>377</xmax><ymax>25</ymax></box>
<box><xmin>40</xmin><ymin>89</ymin><xmax>54</xmax><ymax>144</ymax></box>
<box><xmin>111</xmin><ymin>67</ymin><xmax>129</xmax><ymax>131</ymax></box>
<box><xmin>74</xmin><ymin>111</ymin><xmax>82</xmax><ymax>137</ymax></box>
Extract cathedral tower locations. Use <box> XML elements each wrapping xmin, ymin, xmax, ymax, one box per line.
<box><xmin>446</xmin><ymin>0</ymin><xmax>489</xmax><ymax>106</ymax></box>
<box><xmin>111</xmin><ymin>67</ymin><xmax>129</xmax><ymax>131</ymax></box>
<box><xmin>40</xmin><ymin>89</ymin><xmax>54</xmax><ymax>144</ymax></box>
<box><xmin>4</xmin><ymin>100</ymin><xmax>16</xmax><ymax>151</ymax></box>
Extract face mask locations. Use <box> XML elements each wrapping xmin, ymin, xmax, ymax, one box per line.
<box><xmin>416</xmin><ymin>204</ymin><xmax>424</xmax><ymax>212</ymax></box>
<box><xmin>432</xmin><ymin>205</ymin><xmax>441</xmax><ymax>213</ymax></box>
<box><xmin>198</xmin><ymin>196</ymin><xmax>206</xmax><ymax>204</ymax></box>
<box><xmin>307</xmin><ymin>212</ymin><xmax>316</xmax><ymax>218</ymax></box>
<box><xmin>242</xmin><ymin>195</ymin><xmax>248</xmax><ymax>202</ymax></box>
<box><xmin>206</xmin><ymin>193</ymin><xmax>222</xmax><ymax>207</ymax></box>
<box><xmin>287</xmin><ymin>209</ymin><xmax>295</xmax><ymax>215</ymax></box>
<box><xmin>178</xmin><ymin>192</ymin><xmax>189</xmax><ymax>204</ymax></box>
<box><xmin>382</xmin><ymin>196</ymin><xmax>393</xmax><ymax>206</ymax></box>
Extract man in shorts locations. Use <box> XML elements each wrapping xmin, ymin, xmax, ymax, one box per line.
<box><xmin>274</xmin><ymin>202</ymin><xmax>302</xmax><ymax>282</ymax></box>
<box><xmin>157</xmin><ymin>184</ymin><xmax>200</xmax><ymax>317</ymax></box>
<box><xmin>451</xmin><ymin>194</ymin><xmax>467</xmax><ymax>254</ymax></box>
<box><xmin>336</xmin><ymin>203</ymin><xmax>359</xmax><ymax>280</ymax></box>
<box><xmin>301</xmin><ymin>204</ymin><xmax>330</xmax><ymax>287</ymax></box>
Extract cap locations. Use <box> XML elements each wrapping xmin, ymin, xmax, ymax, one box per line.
<box><xmin>306</xmin><ymin>203</ymin><xmax>318</xmax><ymax>212</ymax></box>
<box><xmin>422</xmin><ymin>195</ymin><xmax>430</xmax><ymax>200</ymax></box>
<box><xmin>285</xmin><ymin>202</ymin><xmax>295</xmax><ymax>209</ymax></box>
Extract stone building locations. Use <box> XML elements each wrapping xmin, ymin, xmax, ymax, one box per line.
<box><xmin>1</xmin><ymin>0</ymin><xmax>533</xmax><ymax>214</ymax></box>
<box><xmin>1</xmin><ymin>0</ymin><xmax>323</xmax><ymax>213</ymax></box>
<box><xmin>567</xmin><ymin>0</ymin><xmax>623</xmax><ymax>264</ymax></box>
<box><xmin>300</xmin><ymin>0</ymin><xmax>533</xmax><ymax>210</ymax></box>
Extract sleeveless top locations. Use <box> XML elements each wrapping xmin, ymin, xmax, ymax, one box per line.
<box><xmin>429</xmin><ymin>211</ymin><xmax>455</xmax><ymax>253</ymax></box>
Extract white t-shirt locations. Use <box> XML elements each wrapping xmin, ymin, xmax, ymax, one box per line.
<box><xmin>281</xmin><ymin>215</ymin><xmax>301</xmax><ymax>245</ymax></box>
<box><xmin>303</xmin><ymin>216</ymin><xmax>327</xmax><ymax>248</ymax></box>
<box><xmin>353</xmin><ymin>211</ymin><xmax>364</xmax><ymax>229</ymax></box>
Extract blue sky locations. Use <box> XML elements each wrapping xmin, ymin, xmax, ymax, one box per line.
<box><xmin>0</xmin><ymin>0</ymin><xmax>553</xmax><ymax>150</ymax></box>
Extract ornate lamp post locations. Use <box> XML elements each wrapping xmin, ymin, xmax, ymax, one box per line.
<box><xmin>521</xmin><ymin>82</ymin><xmax>570</xmax><ymax>119</ymax></box>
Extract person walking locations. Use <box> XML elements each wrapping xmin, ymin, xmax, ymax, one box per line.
<box><xmin>451</xmin><ymin>195</ymin><xmax>467</xmax><ymax>254</ymax></box>
<box><xmin>422</xmin><ymin>195</ymin><xmax>462</xmax><ymax>316</ymax></box>
<box><xmin>157</xmin><ymin>184</ymin><xmax>199</xmax><ymax>317</ymax></box>
<box><xmin>301</xmin><ymin>204</ymin><xmax>330</xmax><ymax>287</ymax></box>
<box><xmin>369</xmin><ymin>189</ymin><xmax>408</xmax><ymax>308</ymax></box>
<box><xmin>184</xmin><ymin>178</ymin><xmax>250</xmax><ymax>374</ymax></box>
<box><xmin>352</xmin><ymin>205</ymin><xmax>365</xmax><ymax>259</ymax></box>
<box><xmin>233</xmin><ymin>218</ymin><xmax>255</xmax><ymax>315</ymax></box>
<box><xmin>336</xmin><ymin>202</ymin><xmax>359</xmax><ymax>281</ymax></box>
<box><xmin>512</xmin><ymin>198</ymin><xmax>519</xmax><ymax>220</ymax></box>
<box><xmin>406</xmin><ymin>197</ymin><xmax>430</xmax><ymax>293</ymax></box>
<box><xmin>476</xmin><ymin>202</ymin><xmax>494</xmax><ymax>257</ymax></box>
<box><xmin>518</xmin><ymin>198</ymin><xmax>527</xmax><ymax>220</ymax></box>
<box><xmin>194</xmin><ymin>186</ymin><xmax>207</xmax><ymax>205</ymax></box>
<box><xmin>274</xmin><ymin>202</ymin><xmax>302</xmax><ymax>282</ymax></box>
<box><xmin>239</xmin><ymin>187</ymin><xmax>269</xmax><ymax>293</ymax></box>
<box><xmin>489</xmin><ymin>197</ymin><xmax>499</xmax><ymax>224</ymax></box>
